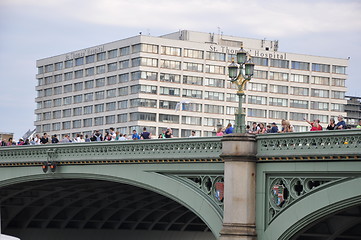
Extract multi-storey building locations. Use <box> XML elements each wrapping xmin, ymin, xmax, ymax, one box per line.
<box><xmin>35</xmin><ymin>30</ymin><xmax>348</xmax><ymax>138</ymax></box>
<box><xmin>345</xmin><ymin>96</ymin><xmax>361</xmax><ymax>128</ymax></box>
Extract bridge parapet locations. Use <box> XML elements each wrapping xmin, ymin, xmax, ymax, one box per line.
<box><xmin>0</xmin><ymin>137</ymin><xmax>223</xmax><ymax>166</ymax></box>
<box><xmin>256</xmin><ymin>129</ymin><xmax>361</xmax><ymax>161</ymax></box>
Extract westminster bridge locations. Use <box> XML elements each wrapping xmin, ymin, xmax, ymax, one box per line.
<box><xmin>0</xmin><ymin>130</ymin><xmax>360</xmax><ymax>240</ymax></box>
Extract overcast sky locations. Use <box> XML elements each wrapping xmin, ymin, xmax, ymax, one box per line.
<box><xmin>1</xmin><ymin>0</ymin><xmax>360</xmax><ymax>139</ymax></box>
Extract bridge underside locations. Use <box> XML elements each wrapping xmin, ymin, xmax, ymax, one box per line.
<box><xmin>0</xmin><ymin>179</ymin><xmax>215</xmax><ymax>240</ymax></box>
<box><xmin>292</xmin><ymin>204</ymin><xmax>361</xmax><ymax>240</ymax></box>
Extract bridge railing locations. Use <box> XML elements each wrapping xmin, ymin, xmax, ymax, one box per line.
<box><xmin>256</xmin><ymin>129</ymin><xmax>361</xmax><ymax>160</ymax></box>
<box><xmin>0</xmin><ymin>137</ymin><xmax>223</xmax><ymax>165</ymax></box>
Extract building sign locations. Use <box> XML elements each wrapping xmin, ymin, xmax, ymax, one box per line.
<box><xmin>209</xmin><ymin>45</ymin><xmax>287</xmax><ymax>60</ymax></box>
<box><xmin>65</xmin><ymin>45</ymin><xmax>105</xmax><ymax>60</ymax></box>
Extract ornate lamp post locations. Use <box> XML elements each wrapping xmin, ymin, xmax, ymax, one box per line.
<box><xmin>228</xmin><ymin>47</ymin><xmax>255</xmax><ymax>133</ymax></box>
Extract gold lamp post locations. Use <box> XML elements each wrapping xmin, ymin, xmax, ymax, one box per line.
<box><xmin>228</xmin><ymin>46</ymin><xmax>255</xmax><ymax>133</ymax></box>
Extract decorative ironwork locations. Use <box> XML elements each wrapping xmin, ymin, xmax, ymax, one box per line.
<box><xmin>266</xmin><ymin>175</ymin><xmax>349</xmax><ymax>225</ymax></box>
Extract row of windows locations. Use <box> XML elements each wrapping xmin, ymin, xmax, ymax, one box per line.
<box><xmin>38</xmin><ymin>43</ymin><xmax>347</xmax><ymax>75</ymax></box>
<box><xmin>37</xmin><ymin>67</ymin><xmax>346</xmax><ymax>88</ymax></box>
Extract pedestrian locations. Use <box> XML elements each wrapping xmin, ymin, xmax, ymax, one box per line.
<box><xmin>280</xmin><ymin>119</ymin><xmax>293</xmax><ymax>133</ymax></box>
<box><xmin>257</xmin><ymin>123</ymin><xmax>267</xmax><ymax>134</ymax></box>
<box><xmin>85</xmin><ymin>134</ymin><xmax>91</xmax><ymax>142</ymax></box>
<box><xmin>34</xmin><ymin>134</ymin><xmax>41</xmax><ymax>145</ymax></box>
<box><xmin>251</xmin><ymin>122</ymin><xmax>259</xmax><ymax>134</ymax></box>
<box><xmin>304</xmin><ymin>118</ymin><xmax>323</xmax><ymax>131</ymax></box>
<box><xmin>104</xmin><ymin>132</ymin><xmax>112</xmax><ymax>141</ymax></box>
<box><xmin>357</xmin><ymin>119</ymin><xmax>361</xmax><ymax>129</ymax></box>
<box><xmin>326</xmin><ymin>118</ymin><xmax>336</xmax><ymax>130</ymax></box>
<box><xmin>61</xmin><ymin>134</ymin><xmax>71</xmax><ymax>143</ymax></box>
<box><xmin>109</xmin><ymin>127</ymin><xmax>116</xmax><ymax>141</ymax></box>
<box><xmin>140</xmin><ymin>127</ymin><xmax>151</xmax><ymax>139</ymax></box>
<box><xmin>270</xmin><ymin>122</ymin><xmax>279</xmax><ymax>133</ymax></box>
<box><xmin>266</xmin><ymin>125</ymin><xmax>272</xmax><ymax>133</ymax></box>
<box><xmin>40</xmin><ymin>133</ymin><xmax>49</xmax><ymax>144</ymax></box>
<box><xmin>189</xmin><ymin>130</ymin><xmax>196</xmax><ymax>137</ymax></box>
<box><xmin>119</xmin><ymin>133</ymin><xmax>127</xmax><ymax>141</ymax></box>
<box><xmin>51</xmin><ymin>134</ymin><xmax>59</xmax><ymax>143</ymax></box>
<box><xmin>165</xmin><ymin>128</ymin><xmax>173</xmax><ymax>138</ymax></box>
<box><xmin>335</xmin><ymin>115</ymin><xmax>347</xmax><ymax>130</ymax></box>
<box><xmin>216</xmin><ymin>127</ymin><xmax>224</xmax><ymax>136</ymax></box>
<box><xmin>91</xmin><ymin>130</ymin><xmax>103</xmax><ymax>141</ymax></box>
<box><xmin>225</xmin><ymin>123</ymin><xmax>234</xmax><ymax>134</ymax></box>
<box><xmin>132</xmin><ymin>130</ymin><xmax>140</xmax><ymax>140</ymax></box>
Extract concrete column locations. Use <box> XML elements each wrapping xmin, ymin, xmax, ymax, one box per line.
<box><xmin>219</xmin><ymin>134</ymin><xmax>257</xmax><ymax>240</ymax></box>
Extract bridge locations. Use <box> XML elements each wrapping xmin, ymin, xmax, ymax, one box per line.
<box><xmin>0</xmin><ymin>130</ymin><xmax>360</xmax><ymax>240</ymax></box>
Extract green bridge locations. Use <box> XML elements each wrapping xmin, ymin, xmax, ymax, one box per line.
<box><xmin>0</xmin><ymin>130</ymin><xmax>360</xmax><ymax>240</ymax></box>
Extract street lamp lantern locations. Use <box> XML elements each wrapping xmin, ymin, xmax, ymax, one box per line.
<box><xmin>227</xmin><ymin>46</ymin><xmax>255</xmax><ymax>133</ymax></box>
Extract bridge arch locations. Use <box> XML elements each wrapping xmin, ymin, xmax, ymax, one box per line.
<box><xmin>263</xmin><ymin>176</ymin><xmax>361</xmax><ymax>240</ymax></box>
<box><xmin>0</xmin><ymin>163</ymin><xmax>223</xmax><ymax>239</ymax></box>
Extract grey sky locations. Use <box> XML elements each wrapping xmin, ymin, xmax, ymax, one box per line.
<box><xmin>1</xmin><ymin>0</ymin><xmax>360</xmax><ymax>139</ymax></box>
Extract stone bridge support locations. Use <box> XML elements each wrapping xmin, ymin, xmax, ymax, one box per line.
<box><xmin>220</xmin><ymin>134</ymin><xmax>257</xmax><ymax>240</ymax></box>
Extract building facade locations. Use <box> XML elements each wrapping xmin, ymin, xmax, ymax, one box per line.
<box><xmin>345</xmin><ymin>96</ymin><xmax>361</xmax><ymax>128</ymax></box>
<box><xmin>35</xmin><ymin>30</ymin><xmax>348</xmax><ymax>138</ymax></box>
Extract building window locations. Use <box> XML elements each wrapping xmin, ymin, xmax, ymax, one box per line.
<box><xmin>311</xmin><ymin>101</ymin><xmax>329</xmax><ymax>110</ymax></box>
<box><xmin>97</xmin><ymin>52</ymin><xmax>106</xmax><ymax>61</ymax></box>
<box><xmin>204</xmin><ymin>91</ymin><xmax>224</xmax><ymax>101</ymax></box>
<box><xmin>106</xmin><ymin>102</ymin><xmax>116</xmax><ymax>111</ymax></box>
<box><xmin>84</xmin><ymin>93</ymin><xmax>93</xmax><ymax>102</ymax></box>
<box><xmin>119</xmin><ymin>60</ymin><xmax>129</xmax><ymax>69</ymax></box>
<box><xmin>85</xmin><ymin>80</ymin><xmax>94</xmax><ymax>89</ymax></box>
<box><xmin>119</xmin><ymin>73</ymin><xmax>129</xmax><ymax>83</ymax></box>
<box><xmin>311</xmin><ymin>76</ymin><xmax>330</xmax><ymax>85</ymax></box>
<box><xmin>73</xmin><ymin>120</ymin><xmax>82</xmax><ymax>128</ymax></box>
<box><xmin>290</xmin><ymin>87</ymin><xmax>309</xmax><ymax>96</ymax></box>
<box><xmin>132</xmin><ymin>57</ymin><xmax>158</xmax><ymax>67</ymax></box>
<box><xmin>108</xmin><ymin>62</ymin><xmax>118</xmax><ymax>72</ymax></box>
<box><xmin>252</xmin><ymin>57</ymin><xmax>268</xmax><ymax>66</ymax></box>
<box><xmin>159</xmin><ymin>100</ymin><xmax>178</xmax><ymax>110</ymax></box>
<box><xmin>312</xmin><ymin>63</ymin><xmax>330</xmax><ymax>73</ymax></box>
<box><xmin>290</xmin><ymin>112</ymin><xmax>308</xmax><ymax>121</ymax></box>
<box><xmin>42</xmin><ymin>124</ymin><xmax>50</xmax><ymax>132</ymax></box>
<box><xmin>83</xmin><ymin>118</ymin><xmax>93</xmax><ymax>127</ymax></box>
<box><xmin>73</xmin><ymin>94</ymin><xmax>83</xmax><ymax>103</ymax></box>
<box><xmin>310</xmin><ymin>114</ymin><xmax>328</xmax><ymax>123</ymax></box>
<box><xmin>130</xmin><ymin>98</ymin><xmax>157</xmax><ymax>108</ymax></box>
<box><xmin>43</xmin><ymin>112</ymin><xmax>51</xmax><ymax>120</ymax></box>
<box><xmin>159</xmin><ymin>114</ymin><xmax>179</xmax><ymax>123</ymax></box>
<box><xmin>184</xmin><ymin>49</ymin><xmax>204</xmax><ymax>59</ymax></box>
<box><xmin>52</xmin><ymin>122</ymin><xmax>61</xmax><ymax>131</ymax></box>
<box><xmin>183</xmin><ymin>76</ymin><xmax>203</xmax><ymax>85</ymax></box>
<box><xmin>204</xmin><ymin>104</ymin><xmax>224</xmax><ymax>114</ymax></box>
<box><xmin>160</xmin><ymin>59</ymin><xmax>181</xmax><ymax>69</ymax></box>
<box><xmin>118</xmin><ymin>86</ymin><xmax>129</xmax><ymax>96</ymax></box>
<box><xmin>206</xmin><ymin>52</ymin><xmax>226</xmax><ymax>61</ymax></box>
<box><xmin>132</xmin><ymin>43</ymin><xmax>158</xmax><ymax>54</ymax></box>
<box><xmin>54</xmin><ymin>86</ymin><xmax>62</xmax><ymax>95</ymax></box>
<box><xmin>270</xmin><ymin>59</ymin><xmax>289</xmax><ymax>68</ymax></box>
<box><xmin>84</xmin><ymin>105</ymin><xmax>93</xmax><ymax>114</ymax></box>
<box><xmin>291</xmin><ymin>61</ymin><xmax>309</xmax><ymax>70</ymax></box>
<box><xmin>311</xmin><ymin>88</ymin><xmax>329</xmax><ymax>98</ymax></box>
<box><xmin>95</xmin><ymin>91</ymin><xmax>105</xmax><ymax>100</ymax></box>
<box><xmin>290</xmin><ymin>74</ymin><xmax>309</xmax><ymax>83</ymax></box>
<box><xmin>107</xmin><ymin>75</ymin><xmax>117</xmax><ymax>85</ymax></box>
<box><xmin>53</xmin><ymin>110</ymin><xmax>61</xmax><ymax>119</ymax></box>
<box><xmin>130</xmin><ymin>112</ymin><xmax>156</xmax><ymax>121</ymax></box>
<box><xmin>332</xmin><ymin>78</ymin><xmax>346</xmax><ymax>87</ymax></box>
<box><xmin>183</xmin><ymin>89</ymin><xmax>203</xmax><ymax>99</ymax></box>
<box><xmin>270</xmin><ymin>84</ymin><xmax>288</xmax><ymax>94</ymax></box>
<box><xmin>160</xmin><ymin>73</ymin><xmax>180</xmax><ymax>83</ymax></box>
<box><xmin>63</xmin><ymin>84</ymin><xmax>72</xmax><ymax>93</ymax></box>
<box><xmin>106</xmin><ymin>89</ymin><xmax>117</xmax><ymax>98</ymax></box>
<box><xmin>63</xmin><ymin>97</ymin><xmax>72</xmax><ymax>105</ymax></box>
<box><xmin>253</xmin><ymin>70</ymin><xmax>268</xmax><ymax>79</ymax></box>
<box><xmin>62</xmin><ymin>109</ymin><xmax>71</xmax><ymax>118</ymax></box>
<box><xmin>95</xmin><ymin>78</ymin><xmax>105</xmax><ymax>87</ymax></box>
<box><xmin>65</xmin><ymin>60</ymin><xmax>73</xmax><ymax>68</ymax></box>
<box><xmin>86</xmin><ymin>55</ymin><xmax>95</xmax><ymax>64</ymax></box>
<box><xmin>269</xmin><ymin>110</ymin><xmax>288</xmax><ymax>119</ymax></box>
<box><xmin>226</xmin><ymin>106</ymin><xmax>236</xmax><ymax>115</ymax></box>
<box><xmin>105</xmin><ymin>115</ymin><xmax>116</xmax><ymax>124</ymax></box>
<box><xmin>269</xmin><ymin>97</ymin><xmax>288</xmax><ymax>107</ymax></box>
<box><xmin>96</xmin><ymin>65</ymin><xmax>106</xmax><ymax>74</ymax></box>
<box><xmin>205</xmin><ymin>78</ymin><xmax>224</xmax><ymax>88</ymax></box>
<box><xmin>161</xmin><ymin>46</ymin><xmax>181</xmax><ymax>56</ymax></box>
<box><xmin>248</xmin><ymin>95</ymin><xmax>267</xmax><ymax>105</ymax></box>
<box><xmin>332</xmin><ymin>65</ymin><xmax>346</xmax><ymax>74</ymax></box>
<box><xmin>248</xmin><ymin>83</ymin><xmax>267</xmax><ymax>92</ymax></box>
<box><xmin>75</xmin><ymin>57</ymin><xmax>84</xmax><ymax>66</ymax></box>
<box><xmin>64</xmin><ymin>72</ymin><xmax>73</xmax><ymax>80</ymax></box>
<box><xmin>120</xmin><ymin>46</ymin><xmax>130</xmax><ymax>56</ymax></box>
<box><xmin>45</xmin><ymin>76</ymin><xmax>53</xmax><ymax>85</ymax></box>
<box><xmin>94</xmin><ymin>117</ymin><xmax>104</xmax><ymax>126</ymax></box>
<box><xmin>118</xmin><ymin>100</ymin><xmax>128</xmax><ymax>109</ymax></box>
<box><xmin>290</xmin><ymin>99</ymin><xmax>309</xmax><ymax>109</ymax></box>
<box><xmin>108</xmin><ymin>49</ymin><xmax>118</xmax><ymax>59</ymax></box>
<box><xmin>184</xmin><ymin>62</ymin><xmax>203</xmax><ymax>72</ymax></box>
<box><xmin>226</xmin><ymin>93</ymin><xmax>239</xmax><ymax>102</ymax></box>
<box><xmin>182</xmin><ymin>103</ymin><xmax>202</xmax><ymax>112</ymax></box>
<box><xmin>160</xmin><ymin>87</ymin><xmax>180</xmax><ymax>96</ymax></box>
<box><xmin>270</xmin><ymin>71</ymin><xmax>288</xmax><ymax>81</ymax></box>
<box><xmin>182</xmin><ymin>116</ymin><xmax>201</xmax><ymax>125</ymax></box>
<box><xmin>204</xmin><ymin>118</ymin><xmax>223</xmax><ymax>127</ymax></box>
<box><xmin>54</xmin><ymin>74</ymin><xmax>62</xmax><ymax>83</ymax></box>
<box><xmin>132</xmin><ymin>71</ymin><xmax>158</xmax><ymax>81</ymax></box>
<box><xmin>331</xmin><ymin>103</ymin><xmax>344</xmax><ymax>112</ymax></box>
<box><xmin>95</xmin><ymin>104</ymin><xmax>104</xmax><ymax>113</ymax></box>
<box><xmin>247</xmin><ymin>108</ymin><xmax>267</xmax><ymax>118</ymax></box>
<box><xmin>74</xmin><ymin>82</ymin><xmax>83</xmax><ymax>91</ymax></box>
<box><xmin>331</xmin><ymin>91</ymin><xmax>345</xmax><ymax>99</ymax></box>
<box><xmin>42</xmin><ymin>88</ymin><xmax>52</xmax><ymax>97</ymax></box>
<box><xmin>53</xmin><ymin>98</ymin><xmax>62</xmax><ymax>107</ymax></box>
<box><xmin>54</xmin><ymin>62</ymin><xmax>63</xmax><ymax>71</ymax></box>
<box><xmin>117</xmin><ymin>114</ymin><xmax>127</xmax><ymax>123</ymax></box>
<box><xmin>73</xmin><ymin>107</ymin><xmax>82</xmax><ymax>116</ymax></box>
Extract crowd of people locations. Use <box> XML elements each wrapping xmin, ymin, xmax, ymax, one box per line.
<box><xmin>1</xmin><ymin>116</ymin><xmax>360</xmax><ymax>146</ymax></box>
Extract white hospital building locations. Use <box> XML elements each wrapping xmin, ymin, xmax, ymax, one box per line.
<box><xmin>35</xmin><ymin>30</ymin><xmax>348</xmax><ymax>137</ymax></box>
